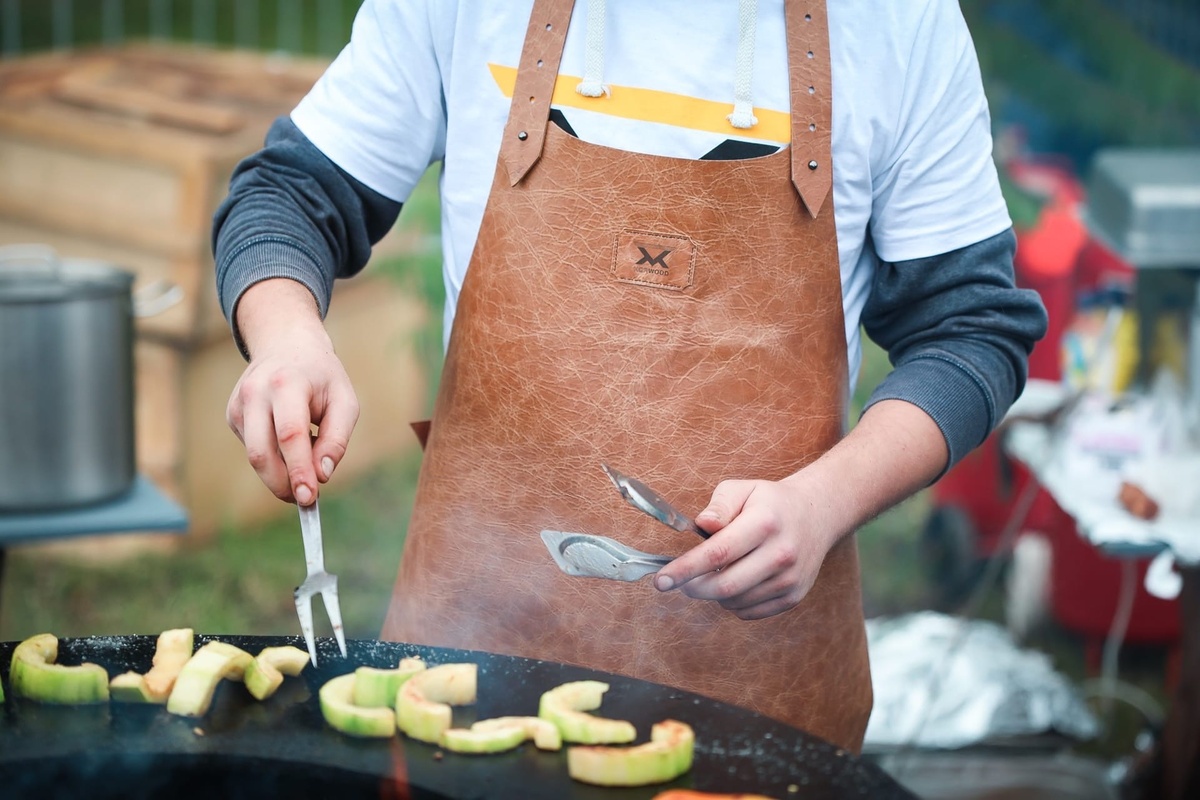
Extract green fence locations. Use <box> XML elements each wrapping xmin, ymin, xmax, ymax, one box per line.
<box><xmin>1</xmin><ymin>0</ymin><xmax>364</xmax><ymax>59</ymax></box>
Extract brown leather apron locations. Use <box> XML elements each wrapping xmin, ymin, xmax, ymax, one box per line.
<box><xmin>382</xmin><ymin>0</ymin><xmax>872</xmax><ymax>751</ymax></box>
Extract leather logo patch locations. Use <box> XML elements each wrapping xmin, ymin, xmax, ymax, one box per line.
<box><xmin>612</xmin><ymin>230</ymin><xmax>694</xmax><ymax>290</ymax></box>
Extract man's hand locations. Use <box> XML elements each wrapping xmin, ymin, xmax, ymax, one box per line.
<box><xmin>225</xmin><ymin>279</ymin><xmax>360</xmax><ymax>505</ymax></box>
<box><xmin>652</xmin><ymin>475</ymin><xmax>840</xmax><ymax>620</ymax></box>
<box><xmin>653</xmin><ymin>399</ymin><xmax>949</xmax><ymax>620</ymax></box>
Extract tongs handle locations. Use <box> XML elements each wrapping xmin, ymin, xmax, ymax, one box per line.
<box><xmin>602</xmin><ymin>464</ymin><xmax>711</xmax><ymax>539</ymax></box>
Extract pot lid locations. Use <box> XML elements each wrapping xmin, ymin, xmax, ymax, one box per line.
<box><xmin>0</xmin><ymin>253</ymin><xmax>134</xmax><ymax>304</ymax></box>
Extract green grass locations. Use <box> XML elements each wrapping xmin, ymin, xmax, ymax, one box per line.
<box><xmin>0</xmin><ymin>453</ymin><xmax>418</xmax><ymax>642</ymax></box>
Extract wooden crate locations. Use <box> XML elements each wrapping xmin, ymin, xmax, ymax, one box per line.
<box><xmin>0</xmin><ymin>43</ymin><xmax>327</xmax><ymax>347</ymax></box>
<box><xmin>0</xmin><ymin>45</ymin><xmax>431</xmax><ymax>559</ymax></box>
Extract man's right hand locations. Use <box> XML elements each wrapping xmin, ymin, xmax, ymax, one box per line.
<box><xmin>226</xmin><ymin>278</ymin><xmax>360</xmax><ymax>506</ymax></box>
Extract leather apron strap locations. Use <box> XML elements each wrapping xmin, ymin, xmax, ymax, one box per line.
<box><xmin>501</xmin><ymin>0</ymin><xmax>833</xmax><ymax>217</ymax></box>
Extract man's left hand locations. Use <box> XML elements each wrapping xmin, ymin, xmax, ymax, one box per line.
<box><xmin>653</xmin><ymin>475</ymin><xmax>840</xmax><ymax>621</ymax></box>
<box><xmin>652</xmin><ymin>398</ymin><xmax>950</xmax><ymax>620</ymax></box>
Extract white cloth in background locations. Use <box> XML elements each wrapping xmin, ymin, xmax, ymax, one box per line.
<box><xmin>864</xmin><ymin>612</ymin><xmax>1099</xmax><ymax>749</ymax></box>
<box><xmin>1005</xmin><ymin>379</ymin><xmax>1200</xmax><ymax>583</ymax></box>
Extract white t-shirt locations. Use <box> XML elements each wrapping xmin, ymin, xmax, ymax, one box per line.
<box><xmin>292</xmin><ymin>0</ymin><xmax>1012</xmax><ymax>384</ymax></box>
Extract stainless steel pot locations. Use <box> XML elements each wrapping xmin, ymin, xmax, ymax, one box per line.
<box><xmin>0</xmin><ymin>245</ymin><xmax>173</xmax><ymax>511</ymax></box>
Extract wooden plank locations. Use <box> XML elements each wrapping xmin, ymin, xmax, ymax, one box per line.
<box><xmin>0</xmin><ymin>45</ymin><xmax>325</xmax><ymax>167</ymax></box>
<box><xmin>0</xmin><ymin>133</ymin><xmax>196</xmax><ymax>256</ymax></box>
<box><xmin>53</xmin><ymin>67</ymin><xmax>247</xmax><ymax>136</ymax></box>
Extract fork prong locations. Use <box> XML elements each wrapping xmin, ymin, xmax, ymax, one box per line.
<box><xmin>294</xmin><ymin>589</ymin><xmax>318</xmax><ymax>667</ymax></box>
<box><xmin>320</xmin><ymin>581</ymin><xmax>348</xmax><ymax>659</ymax></box>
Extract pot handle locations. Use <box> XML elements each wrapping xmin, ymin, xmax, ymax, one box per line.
<box><xmin>134</xmin><ymin>279</ymin><xmax>184</xmax><ymax>317</ymax></box>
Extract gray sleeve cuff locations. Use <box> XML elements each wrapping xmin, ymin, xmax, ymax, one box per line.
<box><xmin>219</xmin><ymin>235</ymin><xmax>330</xmax><ymax>361</ymax></box>
<box><xmin>862</xmin><ymin>352</ymin><xmax>995</xmax><ymax>478</ymax></box>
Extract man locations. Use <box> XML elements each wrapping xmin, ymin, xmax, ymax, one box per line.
<box><xmin>214</xmin><ymin>0</ymin><xmax>1047</xmax><ymax>751</ymax></box>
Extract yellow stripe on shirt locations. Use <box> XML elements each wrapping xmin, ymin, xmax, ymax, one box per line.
<box><xmin>488</xmin><ymin>63</ymin><xmax>790</xmax><ymax>144</ymax></box>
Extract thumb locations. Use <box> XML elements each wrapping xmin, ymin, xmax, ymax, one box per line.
<box><xmin>695</xmin><ymin>479</ymin><xmax>756</xmax><ymax>532</ymax></box>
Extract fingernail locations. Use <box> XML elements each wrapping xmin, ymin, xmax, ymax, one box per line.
<box><xmin>655</xmin><ymin>575</ymin><xmax>674</xmax><ymax>592</ymax></box>
<box><xmin>321</xmin><ymin>457</ymin><xmax>335</xmax><ymax>480</ymax></box>
<box><xmin>295</xmin><ymin>485</ymin><xmax>313</xmax><ymax>505</ymax></box>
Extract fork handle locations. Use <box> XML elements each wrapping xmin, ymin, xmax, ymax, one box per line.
<box><xmin>298</xmin><ymin>501</ymin><xmax>326</xmax><ymax>573</ymax></box>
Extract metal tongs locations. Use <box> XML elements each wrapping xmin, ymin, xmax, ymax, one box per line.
<box><xmin>540</xmin><ymin>464</ymin><xmax>708</xmax><ymax>582</ymax></box>
<box><xmin>601</xmin><ymin>464</ymin><xmax>710</xmax><ymax>539</ymax></box>
<box><xmin>294</xmin><ymin>500</ymin><xmax>348</xmax><ymax>666</ymax></box>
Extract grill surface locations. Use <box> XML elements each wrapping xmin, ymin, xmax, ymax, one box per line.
<box><xmin>0</xmin><ymin>634</ymin><xmax>913</xmax><ymax>799</ymax></box>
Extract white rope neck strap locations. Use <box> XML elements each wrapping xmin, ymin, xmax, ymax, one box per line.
<box><xmin>576</xmin><ymin>0</ymin><xmax>761</xmax><ymax>132</ymax></box>
<box><xmin>575</xmin><ymin>0</ymin><xmax>610</xmax><ymax>97</ymax></box>
<box><xmin>727</xmin><ymin>0</ymin><xmax>759</xmax><ymax>129</ymax></box>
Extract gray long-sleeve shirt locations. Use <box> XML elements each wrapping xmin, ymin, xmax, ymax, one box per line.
<box><xmin>213</xmin><ymin>117</ymin><xmax>1048</xmax><ymax>473</ymax></box>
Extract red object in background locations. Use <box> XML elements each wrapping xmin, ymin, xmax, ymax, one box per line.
<box><xmin>1014</xmin><ymin>201</ymin><xmax>1087</xmax><ymax>383</ymax></box>
<box><xmin>925</xmin><ymin>156</ymin><xmax>1179</xmax><ymax>652</ymax></box>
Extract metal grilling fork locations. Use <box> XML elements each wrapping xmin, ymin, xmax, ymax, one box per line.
<box><xmin>294</xmin><ymin>500</ymin><xmax>347</xmax><ymax>667</ymax></box>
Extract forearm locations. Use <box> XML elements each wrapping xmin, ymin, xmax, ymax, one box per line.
<box><xmin>782</xmin><ymin>398</ymin><xmax>946</xmax><ymax>549</ymax></box>
<box><xmin>235</xmin><ymin>278</ymin><xmax>331</xmax><ymax>361</ymax></box>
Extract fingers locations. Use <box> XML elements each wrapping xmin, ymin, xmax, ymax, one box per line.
<box><xmin>653</xmin><ymin>480</ymin><xmax>760</xmax><ymax>592</ymax></box>
<box><xmin>694</xmin><ymin>479</ymin><xmax>756</xmax><ymax>533</ymax></box>
<box><xmin>311</xmin><ymin>383</ymin><xmax>360</xmax><ymax>483</ymax></box>
<box><xmin>235</xmin><ymin>381</ymin><xmax>295</xmax><ymax>503</ymax></box>
<box><xmin>652</xmin><ymin>478</ymin><xmax>827</xmax><ymax>621</ymax></box>
<box><xmin>272</xmin><ymin>387</ymin><xmax>318</xmax><ymax>506</ymax></box>
<box><xmin>653</xmin><ymin>516</ymin><xmax>759</xmax><ymax>592</ymax></box>
<box><xmin>227</xmin><ymin>362</ymin><xmax>338</xmax><ymax>506</ymax></box>
<box><xmin>671</xmin><ymin>543</ymin><xmax>812</xmax><ymax>620</ymax></box>
<box><xmin>680</xmin><ymin>540</ymin><xmax>798</xmax><ymax>602</ymax></box>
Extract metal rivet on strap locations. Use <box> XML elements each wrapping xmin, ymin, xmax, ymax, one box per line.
<box><xmin>808</xmin><ymin>160</ymin><xmax>819</xmax><ymax>170</ymax></box>
<box><xmin>517</xmin><ymin>131</ymin><xmax>528</xmax><ymax>141</ymax></box>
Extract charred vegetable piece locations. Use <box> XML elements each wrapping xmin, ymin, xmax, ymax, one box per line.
<box><xmin>166</xmin><ymin>641</ymin><xmax>253</xmax><ymax>717</ymax></box>
<box><xmin>244</xmin><ymin>646</ymin><xmax>310</xmax><ymax>701</ymax></box>
<box><xmin>569</xmin><ymin>719</ymin><xmax>695</xmax><ymax>787</ymax></box>
<box><xmin>470</xmin><ymin>716</ymin><xmax>562</xmax><ymax>751</ymax></box>
<box><xmin>352</xmin><ymin>656</ymin><xmax>426</xmax><ymax>708</ymax></box>
<box><xmin>395</xmin><ymin>663</ymin><xmax>477</xmax><ymax>743</ymax></box>
<box><xmin>109</xmin><ymin>628</ymin><xmax>195</xmax><ymax>704</ymax></box>
<box><xmin>109</xmin><ymin>671</ymin><xmax>156</xmax><ymax>703</ymax></box>
<box><xmin>319</xmin><ymin>673</ymin><xmax>396</xmax><ymax>738</ymax></box>
<box><xmin>142</xmin><ymin>628</ymin><xmax>195</xmax><ymax>701</ymax></box>
<box><xmin>538</xmin><ymin>680</ymin><xmax>636</xmax><ymax>744</ymax></box>
<box><xmin>10</xmin><ymin>633</ymin><xmax>109</xmax><ymax>704</ymax></box>
<box><xmin>440</xmin><ymin>715</ymin><xmax>563</xmax><ymax>754</ymax></box>
<box><xmin>440</xmin><ymin>724</ymin><xmax>528</xmax><ymax>754</ymax></box>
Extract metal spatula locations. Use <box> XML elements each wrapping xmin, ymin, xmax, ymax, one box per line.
<box><xmin>540</xmin><ymin>529</ymin><xmax>673</xmax><ymax>582</ymax></box>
